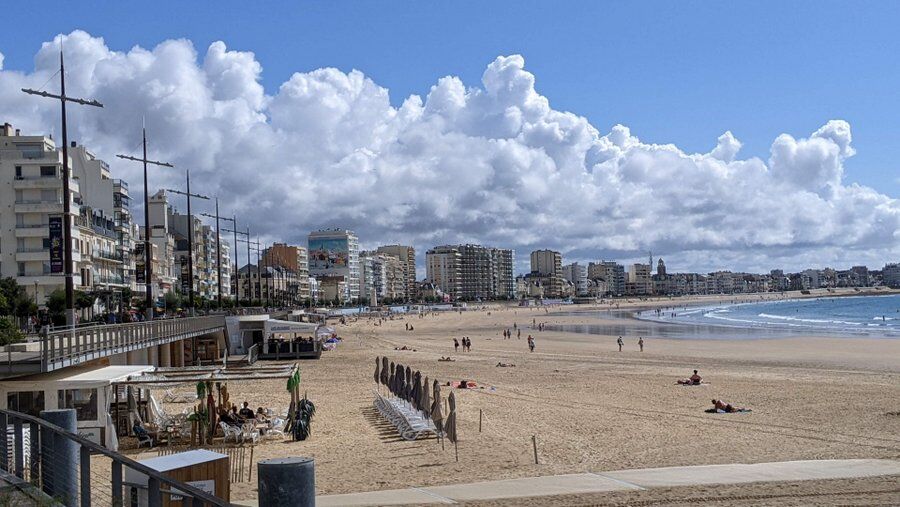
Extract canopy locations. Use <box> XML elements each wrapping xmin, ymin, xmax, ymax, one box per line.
<box><xmin>264</xmin><ymin>319</ymin><xmax>319</xmax><ymax>337</ymax></box>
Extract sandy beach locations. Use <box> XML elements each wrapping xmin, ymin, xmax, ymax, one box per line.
<box><xmin>123</xmin><ymin>291</ymin><xmax>900</xmax><ymax>505</ymax></box>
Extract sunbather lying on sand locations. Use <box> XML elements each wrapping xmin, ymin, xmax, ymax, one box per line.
<box><xmin>706</xmin><ymin>399</ymin><xmax>750</xmax><ymax>413</ymax></box>
<box><xmin>496</xmin><ymin>362</ymin><xmax>516</xmax><ymax>367</ymax></box>
<box><xmin>438</xmin><ymin>356</ymin><xmax>455</xmax><ymax>362</ymax></box>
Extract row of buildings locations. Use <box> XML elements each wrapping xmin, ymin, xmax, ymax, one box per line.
<box><xmin>1</xmin><ymin>123</ymin><xmax>231</xmax><ymax>309</ymax></box>
<box><xmin>3</xmin><ymin>122</ymin><xmax>897</xmax><ymax>310</ymax></box>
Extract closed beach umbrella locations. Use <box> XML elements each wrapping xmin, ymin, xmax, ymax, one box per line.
<box><xmin>445</xmin><ymin>391</ymin><xmax>458</xmax><ymax>443</ymax></box>
<box><xmin>381</xmin><ymin>357</ymin><xmax>389</xmax><ymax>386</ymax></box>
<box><xmin>412</xmin><ymin>371</ymin><xmax>422</xmax><ymax>410</ymax></box>
<box><xmin>431</xmin><ymin>381</ymin><xmax>444</xmax><ymax>436</ymax></box>
<box><xmin>421</xmin><ymin>376</ymin><xmax>431</xmax><ymax>418</ymax></box>
<box><xmin>396</xmin><ymin>365</ymin><xmax>406</xmax><ymax>399</ymax></box>
<box><xmin>404</xmin><ymin>366</ymin><xmax>413</xmax><ymax>401</ymax></box>
<box><xmin>389</xmin><ymin>362</ymin><xmax>396</xmax><ymax>394</ymax></box>
<box><xmin>374</xmin><ymin>357</ymin><xmax>380</xmax><ymax>385</ymax></box>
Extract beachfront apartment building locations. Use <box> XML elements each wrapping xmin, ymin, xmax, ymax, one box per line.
<box><xmin>0</xmin><ymin>123</ymin><xmax>136</xmax><ymax>306</ymax></box>
<box><xmin>884</xmin><ymin>263</ymin><xmax>900</xmax><ymax>288</ymax></box>
<box><xmin>588</xmin><ymin>261</ymin><xmax>626</xmax><ymax>296</ymax></box>
<box><xmin>426</xmin><ymin>245</ymin><xmax>462</xmax><ymax>299</ymax></box>
<box><xmin>263</xmin><ymin>242</ymin><xmax>311</xmax><ymax>301</ymax></box>
<box><xmin>562</xmin><ymin>262</ymin><xmax>589</xmax><ymax>296</ymax></box>
<box><xmin>308</xmin><ymin>229</ymin><xmax>360</xmax><ymax>302</ymax></box>
<box><xmin>376</xmin><ymin>244</ymin><xmax>416</xmax><ymax>298</ymax></box>
<box><xmin>626</xmin><ymin>263</ymin><xmax>652</xmax><ymax>295</ymax></box>
<box><xmin>426</xmin><ymin>244</ymin><xmax>514</xmax><ymax>300</ymax></box>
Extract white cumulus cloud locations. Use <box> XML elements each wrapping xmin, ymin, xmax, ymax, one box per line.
<box><xmin>1</xmin><ymin>31</ymin><xmax>897</xmax><ymax>274</ymax></box>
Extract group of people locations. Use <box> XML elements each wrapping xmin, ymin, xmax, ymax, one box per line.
<box><xmin>453</xmin><ymin>337</ymin><xmax>472</xmax><ymax>352</ymax></box>
<box><xmin>501</xmin><ymin>328</ymin><xmax>521</xmax><ymax>339</ymax></box>
<box><xmin>616</xmin><ymin>336</ymin><xmax>644</xmax><ymax>352</ymax></box>
<box><xmin>219</xmin><ymin>401</ymin><xmax>271</xmax><ymax>427</ymax></box>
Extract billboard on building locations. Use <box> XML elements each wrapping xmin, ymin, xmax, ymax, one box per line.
<box><xmin>309</xmin><ymin>237</ymin><xmax>349</xmax><ymax>273</ymax></box>
<box><xmin>48</xmin><ymin>215</ymin><xmax>64</xmax><ymax>273</ymax></box>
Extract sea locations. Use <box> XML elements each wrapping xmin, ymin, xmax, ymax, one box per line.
<box><xmin>635</xmin><ymin>294</ymin><xmax>900</xmax><ymax>338</ymax></box>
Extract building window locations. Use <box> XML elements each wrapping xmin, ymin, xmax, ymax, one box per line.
<box><xmin>58</xmin><ymin>388</ymin><xmax>98</xmax><ymax>421</ymax></box>
<box><xmin>40</xmin><ymin>166</ymin><xmax>57</xmax><ymax>177</ymax></box>
<box><xmin>14</xmin><ymin>166</ymin><xmax>22</xmax><ymax>179</ymax></box>
<box><xmin>7</xmin><ymin>391</ymin><xmax>45</xmax><ymax>417</ymax></box>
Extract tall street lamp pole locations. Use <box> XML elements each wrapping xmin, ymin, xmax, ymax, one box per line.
<box><xmin>22</xmin><ymin>50</ymin><xmax>103</xmax><ymax>326</ymax></box>
<box><xmin>117</xmin><ymin>124</ymin><xmax>173</xmax><ymax>321</ymax></box>
<box><xmin>166</xmin><ymin>171</ymin><xmax>209</xmax><ymax>314</ymax></box>
<box><xmin>200</xmin><ymin>198</ymin><xmax>225</xmax><ymax>309</ymax></box>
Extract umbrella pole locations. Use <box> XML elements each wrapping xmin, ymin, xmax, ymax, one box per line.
<box><xmin>454</xmin><ymin>438</ymin><xmax>458</xmax><ymax>462</ymax></box>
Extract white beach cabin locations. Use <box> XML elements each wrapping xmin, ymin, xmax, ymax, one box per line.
<box><xmin>0</xmin><ymin>364</ymin><xmax>154</xmax><ymax>450</ymax></box>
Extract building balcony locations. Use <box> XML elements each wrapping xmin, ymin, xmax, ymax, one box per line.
<box><xmin>14</xmin><ymin>224</ymin><xmax>49</xmax><ymax>238</ymax></box>
<box><xmin>14</xmin><ymin>201</ymin><xmax>63</xmax><ymax>214</ymax></box>
<box><xmin>93</xmin><ymin>250</ymin><xmax>125</xmax><ymax>263</ymax></box>
<box><xmin>15</xmin><ymin>274</ymin><xmax>62</xmax><ymax>286</ymax></box>
<box><xmin>12</xmin><ymin>176</ymin><xmax>64</xmax><ymax>189</ymax></box>
<box><xmin>15</xmin><ymin>250</ymin><xmax>49</xmax><ymax>262</ymax></box>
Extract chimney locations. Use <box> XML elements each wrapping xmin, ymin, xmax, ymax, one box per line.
<box><xmin>0</xmin><ymin>123</ymin><xmax>12</xmax><ymax>136</ymax></box>
<box><xmin>15</xmin><ymin>129</ymin><xmax>20</xmax><ymax>136</ymax></box>
<box><xmin>71</xmin><ymin>141</ymin><xmax>77</xmax><ymax>148</ymax></box>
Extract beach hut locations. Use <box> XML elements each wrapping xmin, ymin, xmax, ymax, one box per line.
<box><xmin>0</xmin><ymin>364</ymin><xmax>154</xmax><ymax>450</ymax></box>
<box><xmin>125</xmin><ymin>449</ymin><xmax>229</xmax><ymax>506</ymax></box>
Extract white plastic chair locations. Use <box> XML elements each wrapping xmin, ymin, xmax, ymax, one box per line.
<box><xmin>241</xmin><ymin>422</ymin><xmax>260</xmax><ymax>444</ymax></box>
<box><xmin>220</xmin><ymin>422</ymin><xmax>242</xmax><ymax>443</ymax></box>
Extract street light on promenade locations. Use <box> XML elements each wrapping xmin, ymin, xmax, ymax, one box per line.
<box><xmin>117</xmin><ymin>124</ymin><xmax>173</xmax><ymax>321</ymax></box>
<box><xmin>166</xmin><ymin>170</ymin><xmax>209</xmax><ymax>314</ymax></box>
<box><xmin>22</xmin><ymin>50</ymin><xmax>104</xmax><ymax>326</ymax></box>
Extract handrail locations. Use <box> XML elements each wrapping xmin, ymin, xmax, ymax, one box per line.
<box><xmin>0</xmin><ymin>408</ymin><xmax>228</xmax><ymax>506</ymax></box>
<box><xmin>38</xmin><ymin>315</ymin><xmax>227</xmax><ymax>371</ymax></box>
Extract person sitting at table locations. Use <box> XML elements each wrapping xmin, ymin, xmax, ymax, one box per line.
<box><xmin>219</xmin><ymin>408</ymin><xmax>238</xmax><ymax>426</ymax></box>
<box><xmin>239</xmin><ymin>401</ymin><xmax>255</xmax><ymax>420</ymax></box>
<box><xmin>255</xmin><ymin>407</ymin><xmax>269</xmax><ymax>423</ymax></box>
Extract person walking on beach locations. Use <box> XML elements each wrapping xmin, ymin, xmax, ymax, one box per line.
<box><xmin>527</xmin><ymin>335</ymin><xmax>535</xmax><ymax>352</ymax></box>
<box><xmin>617</xmin><ymin>336</ymin><xmax>624</xmax><ymax>352</ymax></box>
<box><xmin>517</xmin><ymin>329</ymin><xmax>521</xmax><ymax>339</ymax></box>
<box><xmin>454</xmin><ymin>338</ymin><xmax>459</xmax><ymax>352</ymax></box>
<box><xmin>638</xmin><ymin>337</ymin><xmax>644</xmax><ymax>352</ymax></box>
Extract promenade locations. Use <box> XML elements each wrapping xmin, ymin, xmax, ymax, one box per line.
<box><xmin>315</xmin><ymin>459</ymin><xmax>900</xmax><ymax>505</ymax></box>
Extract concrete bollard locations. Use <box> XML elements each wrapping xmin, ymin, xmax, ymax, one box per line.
<box><xmin>258</xmin><ymin>457</ymin><xmax>315</xmax><ymax>506</ymax></box>
<box><xmin>39</xmin><ymin>409</ymin><xmax>79</xmax><ymax>507</ymax></box>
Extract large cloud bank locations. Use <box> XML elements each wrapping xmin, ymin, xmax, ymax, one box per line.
<box><xmin>1</xmin><ymin>31</ymin><xmax>897</xmax><ymax>273</ymax></box>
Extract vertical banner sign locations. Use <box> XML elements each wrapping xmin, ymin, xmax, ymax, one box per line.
<box><xmin>181</xmin><ymin>257</ymin><xmax>191</xmax><ymax>293</ymax></box>
<box><xmin>48</xmin><ymin>215</ymin><xmax>64</xmax><ymax>273</ymax></box>
<box><xmin>134</xmin><ymin>243</ymin><xmax>146</xmax><ymax>284</ymax></box>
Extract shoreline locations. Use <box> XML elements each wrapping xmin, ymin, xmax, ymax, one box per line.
<box><xmin>549</xmin><ymin>290</ymin><xmax>900</xmax><ymax>340</ymax></box>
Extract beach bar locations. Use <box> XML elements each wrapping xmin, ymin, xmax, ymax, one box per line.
<box><xmin>0</xmin><ymin>364</ymin><xmax>154</xmax><ymax>450</ymax></box>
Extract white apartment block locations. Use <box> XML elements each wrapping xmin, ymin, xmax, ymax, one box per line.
<box><xmin>0</xmin><ymin>123</ymin><xmax>133</xmax><ymax>306</ymax></box>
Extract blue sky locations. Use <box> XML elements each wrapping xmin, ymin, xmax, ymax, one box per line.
<box><xmin>0</xmin><ymin>2</ymin><xmax>897</xmax><ymax>273</ymax></box>
<box><xmin>1</xmin><ymin>1</ymin><xmax>897</xmax><ymax>197</ymax></box>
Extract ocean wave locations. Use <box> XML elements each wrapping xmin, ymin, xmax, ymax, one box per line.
<box><xmin>757</xmin><ymin>313</ymin><xmax>862</xmax><ymax>326</ymax></box>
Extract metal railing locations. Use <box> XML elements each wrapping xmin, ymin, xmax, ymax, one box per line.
<box><xmin>246</xmin><ymin>343</ymin><xmax>260</xmax><ymax>365</ymax></box>
<box><xmin>0</xmin><ymin>408</ymin><xmax>228</xmax><ymax>506</ymax></box>
<box><xmin>40</xmin><ymin>315</ymin><xmax>226</xmax><ymax>371</ymax></box>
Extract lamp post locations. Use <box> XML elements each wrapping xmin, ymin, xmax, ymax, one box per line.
<box><xmin>166</xmin><ymin>170</ymin><xmax>209</xmax><ymax>315</ymax></box>
<box><xmin>22</xmin><ymin>50</ymin><xmax>104</xmax><ymax>326</ymax></box>
<box><xmin>117</xmin><ymin>123</ymin><xmax>173</xmax><ymax>320</ymax></box>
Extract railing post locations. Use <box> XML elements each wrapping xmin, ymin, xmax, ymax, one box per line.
<box><xmin>13</xmin><ymin>417</ymin><xmax>23</xmax><ymax>478</ymax></box>
<box><xmin>111</xmin><ymin>460</ymin><xmax>122</xmax><ymax>506</ymax></box>
<box><xmin>80</xmin><ymin>445</ymin><xmax>91</xmax><ymax>507</ymax></box>
<box><xmin>148</xmin><ymin>476</ymin><xmax>161</xmax><ymax>507</ymax></box>
<box><xmin>29</xmin><ymin>421</ymin><xmax>39</xmax><ymax>482</ymax></box>
<box><xmin>0</xmin><ymin>412</ymin><xmax>7</xmax><ymax>472</ymax></box>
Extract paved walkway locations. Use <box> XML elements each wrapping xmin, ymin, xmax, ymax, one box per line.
<box><xmin>316</xmin><ymin>459</ymin><xmax>900</xmax><ymax>506</ymax></box>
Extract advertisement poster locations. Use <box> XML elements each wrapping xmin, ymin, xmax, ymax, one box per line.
<box><xmin>48</xmin><ymin>215</ymin><xmax>63</xmax><ymax>273</ymax></box>
<box><xmin>309</xmin><ymin>237</ymin><xmax>349</xmax><ymax>271</ymax></box>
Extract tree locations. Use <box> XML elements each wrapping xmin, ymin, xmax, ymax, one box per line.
<box><xmin>0</xmin><ymin>277</ymin><xmax>35</xmax><ymax>318</ymax></box>
<box><xmin>0</xmin><ymin>318</ymin><xmax>24</xmax><ymax>346</ymax></box>
<box><xmin>46</xmin><ymin>289</ymin><xmax>66</xmax><ymax>326</ymax></box>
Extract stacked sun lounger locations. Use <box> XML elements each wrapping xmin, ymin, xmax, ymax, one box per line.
<box><xmin>374</xmin><ymin>390</ymin><xmax>438</xmax><ymax>441</ymax></box>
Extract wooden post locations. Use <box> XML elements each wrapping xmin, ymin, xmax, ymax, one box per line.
<box><xmin>532</xmin><ymin>435</ymin><xmax>539</xmax><ymax>465</ymax></box>
<box><xmin>454</xmin><ymin>438</ymin><xmax>459</xmax><ymax>463</ymax></box>
<box><xmin>479</xmin><ymin>409</ymin><xmax>483</xmax><ymax>433</ymax></box>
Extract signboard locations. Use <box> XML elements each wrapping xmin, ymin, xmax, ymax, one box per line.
<box><xmin>309</xmin><ymin>237</ymin><xmax>349</xmax><ymax>273</ymax></box>
<box><xmin>172</xmin><ymin>479</ymin><xmax>215</xmax><ymax>502</ymax></box>
<box><xmin>135</xmin><ymin>263</ymin><xmax>146</xmax><ymax>284</ymax></box>
<box><xmin>48</xmin><ymin>215</ymin><xmax>64</xmax><ymax>273</ymax></box>
<box><xmin>180</xmin><ymin>257</ymin><xmax>191</xmax><ymax>293</ymax></box>
<box><xmin>78</xmin><ymin>427</ymin><xmax>103</xmax><ymax>446</ymax></box>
